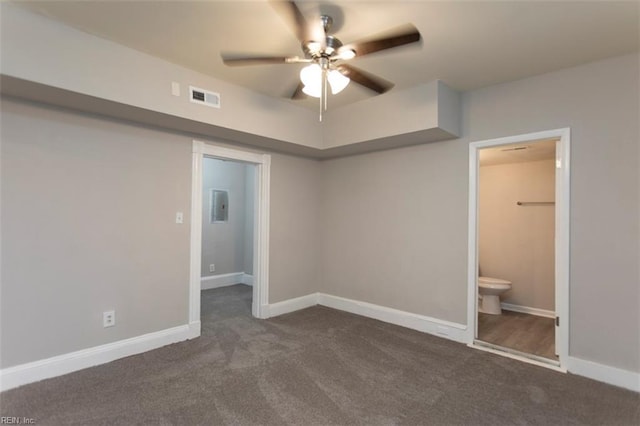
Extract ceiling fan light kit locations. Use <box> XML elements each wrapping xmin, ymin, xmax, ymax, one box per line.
<box><xmin>221</xmin><ymin>0</ymin><xmax>422</xmax><ymax>121</ymax></box>
<box><xmin>300</xmin><ymin>63</ymin><xmax>350</xmax><ymax>97</ymax></box>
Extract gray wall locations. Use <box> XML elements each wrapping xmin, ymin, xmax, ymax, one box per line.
<box><xmin>320</xmin><ymin>140</ymin><xmax>469</xmax><ymax>324</ymax></box>
<box><xmin>268</xmin><ymin>154</ymin><xmax>322</xmax><ymax>303</ymax></box>
<box><xmin>0</xmin><ymin>3</ymin><xmax>323</xmax><ymax>150</ymax></box>
<box><xmin>0</xmin><ymin>98</ymin><xmax>322</xmax><ymax>368</ymax></box>
<box><xmin>1</xmin><ymin>53</ymin><xmax>637</xmax><ymax>376</ymax></box>
<box><xmin>244</xmin><ymin>166</ymin><xmax>255</xmax><ymax>275</ymax></box>
<box><xmin>0</xmin><ymin>99</ymin><xmax>191</xmax><ymax>367</ymax></box>
<box><xmin>465</xmin><ymin>54</ymin><xmax>638</xmax><ymax>372</ymax></box>
<box><xmin>320</xmin><ymin>53</ymin><xmax>639</xmax><ymax>372</ymax></box>
<box><xmin>479</xmin><ymin>160</ymin><xmax>556</xmax><ymax>311</ymax></box>
<box><xmin>201</xmin><ymin>158</ymin><xmax>254</xmax><ymax>277</ymax></box>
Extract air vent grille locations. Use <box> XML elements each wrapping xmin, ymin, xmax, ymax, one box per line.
<box><xmin>500</xmin><ymin>146</ymin><xmax>528</xmax><ymax>152</ymax></box>
<box><xmin>189</xmin><ymin>86</ymin><xmax>220</xmax><ymax>108</ymax></box>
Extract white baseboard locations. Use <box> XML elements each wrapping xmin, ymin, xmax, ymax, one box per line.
<box><xmin>201</xmin><ymin>272</ymin><xmax>244</xmax><ymax>290</ymax></box>
<box><xmin>188</xmin><ymin>320</ymin><xmax>201</xmax><ymax>339</ymax></box>
<box><xmin>268</xmin><ymin>293</ymin><xmax>639</xmax><ymax>391</ymax></box>
<box><xmin>5</xmin><ymin>294</ymin><xmax>636</xmax><ymax>394</ymax></box>
<box><xmin>0</xmin><ymin>322</ymin><xmax>200</xmax><ymax>392</ymax></box>
<box><xmin>501</xmin><ymin>302</ymin><xmax>555</xmax><ymax>318</ymax></box>
<box><xmin>241</xmin><ymin>273</ymin><xmax>254</xmax><ymax>286</ymax></box>
<box><xmin>471</xmin><ymin>341</ymin><xmax>564</xmax><ymax>372</ymax></box>
<box><xmin>568</xmin><ymin>356</ymin><xmax>640</xmax><ymax>392</ymax></box>
<box><xmin>317</xmin><ymin>293</ymin><xmax>467</xmax><ymax>344</ymax></box>
<box><xmin>266</xmin><ymin>293</ymin><xmax>318</xmax><ymax>318</ymax></box>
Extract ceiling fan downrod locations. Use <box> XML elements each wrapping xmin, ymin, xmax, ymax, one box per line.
<box><xmin>319</xmin><ymin>57</ymin><xmax>329</xmax><ymax>122</ymax></box>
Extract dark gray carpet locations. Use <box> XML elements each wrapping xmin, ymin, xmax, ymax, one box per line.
<box><xmin>1</xmin><ymin>284</ymin><xmax>638</xmax><ymax>425</ymax></box>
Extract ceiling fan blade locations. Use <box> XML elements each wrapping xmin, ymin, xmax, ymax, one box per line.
<box><xmin>221</xmin><ymin>54</ymin><xmax>308</xmax><ymax>66</ymax></box>
<box><xmin>339</xmin><ymin>24</ymin><xmax>421</xmax><ymax>58</ymax></box>
<box><xmin>290</xmin><ymin>81</ymin><xmax>306</xmax><ymax>100</ymax></box>
<box><xmin>337</xmin><ymin>64</ymin><xmax>394</xmax><ymax>94</ymax></box>
<box><xmin>269</xmin><ymin>0</ymin><xmax>310</xmax><ymax>44</ymax></box>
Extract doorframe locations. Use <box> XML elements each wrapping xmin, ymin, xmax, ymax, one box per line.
<box><xmin>466</xmin><ymin>128</ymin><xmax>570</xmax><ymax>370</ymax></box>
<box><xmin>189</xmin><ymin>140</ymin><xmax>271</xmax><ymax>335</ymax></box>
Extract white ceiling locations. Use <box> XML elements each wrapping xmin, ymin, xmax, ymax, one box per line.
<box><xmin>14</xmin><ymin>1</ymin><xmax>640</xmax><ymax>109</ymax></box>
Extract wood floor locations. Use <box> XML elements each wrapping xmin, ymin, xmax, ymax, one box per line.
<box><xmin>478</xmin><ymin>310</ymin><xmax>557</xmax><ymax>360</ymax></box>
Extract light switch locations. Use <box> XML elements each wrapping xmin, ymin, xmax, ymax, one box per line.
<box><xmin>176</xmin><ymin>212</ymin><xmax>184</xmax><ymax>224</ymax></box>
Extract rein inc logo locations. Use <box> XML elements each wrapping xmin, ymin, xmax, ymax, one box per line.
<box><xmin>0</xmin><ymin>418</ymin><xmax>35</xmax><ymax>424</ymax></box>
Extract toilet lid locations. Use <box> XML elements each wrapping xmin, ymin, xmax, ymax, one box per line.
<box><xmin>479</xmin><ymin>276</ymin><xmax>511</xmax><ymax>285</ymax></box>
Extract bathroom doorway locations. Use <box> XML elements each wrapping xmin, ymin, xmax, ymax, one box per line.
<box><xmin>467</xmin><ymin>129</ymin><xmax>570</xmax><ymax>371</ymax></box>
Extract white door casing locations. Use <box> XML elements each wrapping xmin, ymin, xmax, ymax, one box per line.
<box><xmin>190</xmin><ymin>141</ymin><xmax>271</xmax><ymax>333</ymax></box>
<box><xmin>466</xmin><ymin>128</ymin><xmax>570</xmax><ymax>370</ymax></box>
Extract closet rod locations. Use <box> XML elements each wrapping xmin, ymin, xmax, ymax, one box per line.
<box><xmin>516</xmin><ymin>201</ymin><xmax>555</xmax><ymax>206</ymax></box>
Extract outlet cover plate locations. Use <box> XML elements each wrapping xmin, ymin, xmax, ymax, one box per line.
<box><xmin>103</xmin><ymin>310</ymin><xmax>115</xmax><ymax>328</ymax></box>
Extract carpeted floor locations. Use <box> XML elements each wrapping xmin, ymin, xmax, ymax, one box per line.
<box><xmin>1</xmin><ymin>284</ymin><xmax>638</xmax><ymax>425</ymax></box>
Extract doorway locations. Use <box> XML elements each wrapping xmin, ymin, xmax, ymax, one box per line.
<box><xmin>200</xmin><ymin>157</ymin><xmax>255</xmax><ymax>289</ymax></box>
<box><xmin>200</xmin><ymin>157</ymin><xmax>256</xmax><ymax>319</ymax></box>
<box><xmin>467</xmin><ymin>129</ymin><xmax>570</xmax><ymax>371</ymax></box>
<box><xmin>189</xmin><ymin>141</ymin><xmax>271</xmax><ymax>338</ymax></box>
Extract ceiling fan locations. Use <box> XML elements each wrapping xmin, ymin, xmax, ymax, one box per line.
<box><xmin>221</xmin><ymin>0</ymin><xmax>422</xmax><ymax>120</ymax></box>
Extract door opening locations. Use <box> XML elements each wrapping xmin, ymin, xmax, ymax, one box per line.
<box><xmin>467</xmin><ymin>129</ymin><xmax>570</xmax><ymax>371</ymax></box>
<box><xmin>188</xmin><ymin>141</ymin><xmax>271</xmax><ymax>338</ymax></box>
<box><xmin>200</xmin><ymin>157</ymin><xmax>256</xmax><ymax>315</ymax></box>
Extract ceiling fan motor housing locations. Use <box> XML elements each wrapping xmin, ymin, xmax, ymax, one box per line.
<box><xmin>303</xmin><ymin>35</ymin><xmax>343</xmax><ymax>58</ymax></box>
<box><xmin>302</xmin><ymin>16</ymin><xmax>343</xmax><ymax>59</ymax></box>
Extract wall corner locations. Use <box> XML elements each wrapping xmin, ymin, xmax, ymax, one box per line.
<box><xmin>436</xmin><ymin>80</ymin><xmax>462</xmax><ymax>138</ymax></box>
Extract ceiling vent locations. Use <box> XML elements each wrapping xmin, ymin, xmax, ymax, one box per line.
<box><xmin>189</xmin><ymin>86</ymin><xmax>220</xmax><ymax>108</ymax></box>
<box><xmin>500</xmin><ymin>146</ymin><xmax>528</xmax><ymax>152</ymax></box>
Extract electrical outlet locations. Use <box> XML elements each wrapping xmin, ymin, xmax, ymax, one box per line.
<box><xmin>103</xmin><ymin>310</ymin><xmax>115</xmax><ymax>328</ymax></box>
<box><xmin>209</xmin><ymin>264</ymin><xmax>215</xmax><ymax>273</ymax></box>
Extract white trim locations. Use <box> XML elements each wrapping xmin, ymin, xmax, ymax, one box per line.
<box><xmin>253</xmin><ymin>155</ymin><xmax>271</xmax><ymax>318</ymax></box>
<box><xmin>241</xmin><ymin>273</ymin><xmax>254</xmax><ymax>286</ymax></box>
<box><xmin>188</xmin><ymin>321</ymin><xmax>201</xmax><ymax>339</ymax></box>
<box><xmin>189</xmin><ymin>144</ymin><xmax>203</xmax><ymax>327</ymax></box>
<box><xmin>555</xmin><ymin>130</ymin><xmax>571</xmax><ymax>363</ymax></box>
<box><xmin>568</xmin><ymin>357</ymin><xmax>640</xmax><ymax>392</ymax></box>
<box><xmin>8</xmin><ymin>289</ymin><xmax>635</xmax><ymax>392</ymax></box>
<box><xmin>266</xmin><ymin>293</ymin><xmax>318</xmax><ymax>318</ymax></box>
<box><xmin>467</xmin><ymin>141</ymin><xmax>480</xmax><ymax>343</ymax></box>
<box><xmin>200</xmin><ymin>272</ymin><xmax>244</xmax><ymax>290</ymax></box>
<box><xmin>0</xmin><ymin>323</ymin><xmax>199</xmax><ymax>392</ymax></box>
<box><xmin>470</xmin><ymin>341</ymin><xmax>565</xmax><ymax>372</ymax></box>
<box><xmin>318</xmin><ymin>294</ymin><xmax>467</xmax><ymax>343</ymax></box>
<box><xmin>501</xmin><ymin>303</ymin><xmax>555</xmax><ymax>318</ymax></box>
<box><xmin>190</xmin><ymin>141</ymin><xmax>271</xmax><ymax>323</ymax></box>
<box><xmin>268</xmin><ymin>292</ymin><xmax>640</xmax><ymax>391</ymax></box>
<box><xmin>195</xmin><ymin>142</ymin><xmax>266</xmax><ymax>164</ymax></box>
<box><xmin>266</xmin><ymin>292</ymin><xmax>467</xmax><ymax>344</ymax></box>
<box><xmin>467</xmin><ymin>128</ymin><xmax>571</xmax><ymax>368</ymax></box>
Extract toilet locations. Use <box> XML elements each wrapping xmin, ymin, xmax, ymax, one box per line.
<box><xmin>478</xmin><ymin>276</ymin><xmax>512</xmax><ymax>315</ymax></box>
